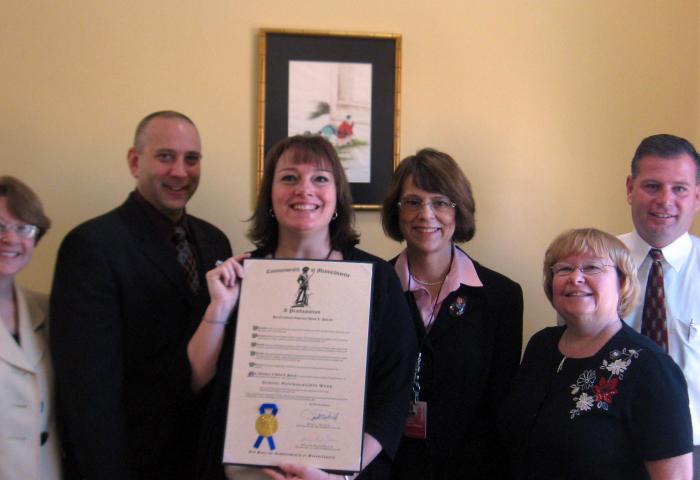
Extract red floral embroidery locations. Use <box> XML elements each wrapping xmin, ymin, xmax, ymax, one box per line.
<box><xmin>593</xmin><ymin>377</ymin><xmax>619</xmax><ymax>404</ymax></box>
<box><xmin>570</xmin><ymin>348</ymin><xmax>640</xmax><ymax>419</ymax></box>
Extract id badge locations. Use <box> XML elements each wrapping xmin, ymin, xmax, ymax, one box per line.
<box><xmin>404</xmin><ymin>401</ymin><xmax>427</xmax><ymax>439</ymax></box>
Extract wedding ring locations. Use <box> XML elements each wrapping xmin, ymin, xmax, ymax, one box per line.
<box><xmin>215</xmin><ymin>260</ymin><xmax>224</xmax><ymax>267</ymax></box>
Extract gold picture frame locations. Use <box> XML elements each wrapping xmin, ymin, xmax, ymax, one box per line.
<box><xmin>257</xmin><ymin>29</ymin><xmax>402</xmax><ymax>210</ymax></box>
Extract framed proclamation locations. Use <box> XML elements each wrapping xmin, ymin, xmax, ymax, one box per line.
<box><xmin>223</xmin><ymin>258</ymin><xmax>373</xmax><ymax>474</ymax></box>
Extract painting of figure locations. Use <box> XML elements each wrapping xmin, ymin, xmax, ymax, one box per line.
<box><xmin>288</xmin><ymin>61</ymin><xmax>372</xmax><ymax>183</ymax></box>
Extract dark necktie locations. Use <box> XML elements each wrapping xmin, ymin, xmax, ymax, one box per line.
<box><xmin>173</xmin><ymin>226</ymin><xmax>200</xmax><ymax>294</ymax></box>
<box><xmin>641</xmin><ymin>248</ymin><xmax>668</xmax><ymax>351</ymax></box>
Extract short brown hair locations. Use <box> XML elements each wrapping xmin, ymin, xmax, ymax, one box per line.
<box><xmin>542</xmin><ymin>228</ymin><xmax>639</xmax><ymax>318</ymax></box>
<box><xmin>381</xmin><ymin>148</ymin><xmax>476</xmax><ymax>243</ymax></box>
<box><xmin>631</xmin><ymin>134</ymin><xmax>700</xmax><ymax>183</ymax></box>
<box><xmin>248</xmin><ymin>135</ymin><xmax>359</xmax><ymax>253</ymax></box>
<box><xmin>0</xmin><ymin>176</ymin><xmax>51</xmax><ymax>243</ymax></box>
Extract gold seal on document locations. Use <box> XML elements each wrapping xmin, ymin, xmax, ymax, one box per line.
<box><xmin>255</xmin><ymin>413</ymin><xmax>278</xmax><ymax>437</ymax></box>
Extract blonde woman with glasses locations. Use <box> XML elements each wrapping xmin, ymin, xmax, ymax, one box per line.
<box><xmin>500</xmin><ymin>228</ymin><xmax>692</xmax><ymax>479</ymax></box>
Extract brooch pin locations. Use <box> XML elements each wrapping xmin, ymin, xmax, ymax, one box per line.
<box><xmin>449</xmin><ymin>296</ymin><xmax>466</xmax><ymax>317</ymax></box>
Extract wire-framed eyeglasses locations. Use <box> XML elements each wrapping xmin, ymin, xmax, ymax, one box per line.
<box><xmin>550</xmin><ymin>262</ymin><xmax>616</xmax><ymax>277</ymax></box>
<box><xmin>397</xmin><ymin>197</ymin><xmax>456</xmax><ymax>214</ymax></box>
<box><xmin>0</xmin><ymin>223</ymin><xmax>39</xmax><ymax>239</ymax></box>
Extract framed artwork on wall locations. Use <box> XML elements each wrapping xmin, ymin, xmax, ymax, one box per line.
<box><xmin>257</xmin><ymin>29</ymin><xmax>402</xmax><ymax>209</ymax></box>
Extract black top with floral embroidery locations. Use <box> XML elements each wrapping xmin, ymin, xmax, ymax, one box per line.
<box><xmin>499</xmin><ymin>322</ymin><xmax>692</xmax><ymax>479</ymax></box>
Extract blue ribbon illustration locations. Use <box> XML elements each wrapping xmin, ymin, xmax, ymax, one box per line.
<box><xmin>253</xmin><ymin>403</ymin><xmax>278</xmax><ymax>450</ymax></box>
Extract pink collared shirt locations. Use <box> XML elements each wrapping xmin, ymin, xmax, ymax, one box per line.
<box><xmin>395</xmin><ymin>246</ymin><xmax>482</xmax><ymax>329</ymax></box>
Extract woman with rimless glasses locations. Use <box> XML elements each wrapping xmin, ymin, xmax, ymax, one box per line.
<box><xmin>380</xmin><ymin>149</ymin><xmax>523</xmax><ymax>479</ymax></box>
<box><xmin>499</xmin><ymin>228</ymin><xmax>692</xmax><ymax>479</ymax></box>
<box><xmin>0</xmin><ymin>176</ymin><xmax>62</xmax><ymax>480</ymax></box>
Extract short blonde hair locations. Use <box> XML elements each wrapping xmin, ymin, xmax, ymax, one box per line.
<box><xmin>543</xmin><ymin>228</ymin><xmax>639</xmax><ymax>318</ymax></box>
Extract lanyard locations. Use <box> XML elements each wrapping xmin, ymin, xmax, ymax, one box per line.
<box><xmin>407</xmin><ymin>246</ymin><xmax>454</xmax><ymax>412</ymax></box>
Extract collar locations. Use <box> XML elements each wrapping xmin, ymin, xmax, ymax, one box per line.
<box><xmin>625</xmin><ymin>230</ymin><xmax>692</xmax><ymax>273</ymax></box>
<box><xmin>132</xmin><ymin>189</ymin><xmax>190</xmax><ymax>241</ymax></box>
<box><xmin>0</xmin><ymin>284</ymin><xmax>46</xmax><ymax>372</ymax></box>
<box><xmin>395</xmin><ymin>244</ymin><xmax>482</xmax><ymax>293</ymax></box>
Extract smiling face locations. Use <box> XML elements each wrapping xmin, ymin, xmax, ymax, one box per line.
<box><xmin>127</xmin><ymin>116</ymin><xmax>201</xmax><ymax>221</ymax></box>
<box><xmin>552</xmin><ymin>251</ymin><xmax>621</xmax><ymax>327</ymax></box>
<box><xmin>626</xmin><ymin>153</ymin><xmax>700</xmax><ymax>248</ymax></box>
<box><xmin>399</xmin><ymin>175</ymin><xmax>456</xmax><ymax>257</ymax></box>
<box><xmin>270</xmin><ymin>152</ymin><xmax>337</xmax><ymax>239</ymax></box>
<box><xmin>0</xmin><ymin>196</ymin><xmax>36</xmax><ymax>281</ymax></box>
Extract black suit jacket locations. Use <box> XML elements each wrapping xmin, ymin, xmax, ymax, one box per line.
<box><xmin>50</xmin><ymin>193</ymin><xmax>232</xmax><ymax>480</ymax></box>
<box><xmin>390</xmin><ymin>252</ymin><xmax>523</xmax><ymax>480</ymax></box>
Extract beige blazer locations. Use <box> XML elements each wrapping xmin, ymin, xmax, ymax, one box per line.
<box><xmin>0</xmin><ymin>285</ymin><xmax>62</xmax><ymax>480</ymax></box>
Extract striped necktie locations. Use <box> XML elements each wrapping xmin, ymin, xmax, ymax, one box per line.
<box><xmin>641</xmin><ymin>248</ymin><xmax>667</xmax><ymax>351</ymax></box>
<box><xmin>173</xmin><ymin>226</ymin><xmax>200</xmax><ymax>294</ymax></box>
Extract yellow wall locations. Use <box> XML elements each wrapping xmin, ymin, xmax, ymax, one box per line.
<box><xmin>696</xmin><ymin>0</ymin><xmax>700</xmax><ymax>238</ymax></box>
<box><xmin>3</xmin><ymin>0</ymin><xmax>698</xmax><ymax>344</ymax></box>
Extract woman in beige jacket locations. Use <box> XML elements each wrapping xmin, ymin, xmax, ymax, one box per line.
<box><xmin>0</xmin><ymin>176</ymin><xmax>61</xmax><ymax>480</ymax></box>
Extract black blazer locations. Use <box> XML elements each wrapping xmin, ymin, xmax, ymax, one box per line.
<box><xmin>50</xmin><ymin>193</ymin><xmax>232</xmax><ymax>480</ymax></box>
<box><xmin>391</xmin><ymin>252</ymin><xmax>523</xmax><ymax>480</ymax></box>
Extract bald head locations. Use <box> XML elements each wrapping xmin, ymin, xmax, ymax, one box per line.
<box><xmin>127</xmin><ymin>111</ymin><xmax>202</xmax><ymax>221</ymax></box>
<box><xmin>133</xmin><ymin>110</ymin><xmax>198</xmax><ymax>152</ymax></box>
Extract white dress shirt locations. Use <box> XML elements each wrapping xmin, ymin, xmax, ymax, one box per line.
<box><xmin>620</xmin><ymin>230</ymin><xmax>700</xmax><ymax>445</ymax></box>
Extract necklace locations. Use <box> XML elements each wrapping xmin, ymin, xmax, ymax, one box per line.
<box><xmin>409</xmin><ymin>252</ymin><xmax>452</xmax><ymax>286</ymax></box>
<box><xmin>406</xmin><ymin>244</ymin><xmax>455</xmax><ymax>332</ymax></box>
<box><xmin>557</xmin><ymin>330</ymin><xmax>571</xmax><ymax>373</ymax></box>
<box><xmin>411</xmin><ymin>275</ymin><xmax>445</xmax><ymax>286</ymax></box>
<box><xmin>557</xmin><ymin>355</ymin><xmax>567</xmax><ymax>373</ymax></box>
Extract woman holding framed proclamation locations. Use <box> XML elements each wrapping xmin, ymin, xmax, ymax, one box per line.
<box><xmin>381</xmin><ymin>149</ymin><xmax>523</xmax><ymax>479</ymax></box>
<box><xmin>190</xmin><ymin>135</ymin><xmax>416</xmax><ymax>480</ymax></box>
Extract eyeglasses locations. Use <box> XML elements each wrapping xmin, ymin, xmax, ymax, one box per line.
<box><xmin>397</xmin><ymin>197</ymin><xmax>456</xmax><ymax>214</ymax></box>
<box><xmin>550</xmin><ymin>262</ymin><xmax>615</xmax><ymax>277</ymax></box>
<box><xmin>0</xmin><ymin>223</ymin><xmax>39</xmax><ymax>239</ymax></box>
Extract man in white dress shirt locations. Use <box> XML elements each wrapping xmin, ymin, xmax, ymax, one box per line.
<box><xmin>620</xmin><ymin>133</ymin><xmax>700</xmax><ymax>476</ymax></box>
